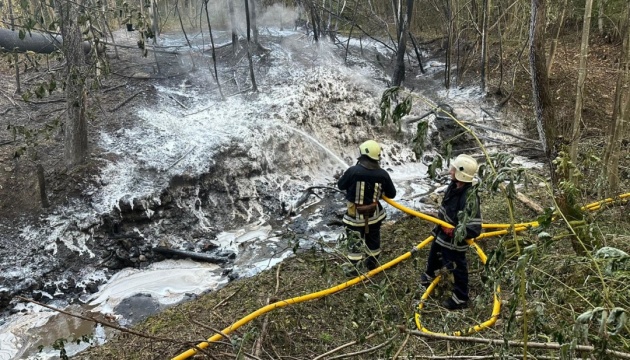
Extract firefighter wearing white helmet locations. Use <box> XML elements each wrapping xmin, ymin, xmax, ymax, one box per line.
<box><xmin>337</xmin><ymin>140</ymin><xmax>396</xmax><ymax>276</ymax></box>
<box><xmin>420</xmin><ymin>153</ymin><xmax>482</xmax><ymax>310</ymax></box>
<box><xmin>451</xmin><ymin>154</ymin><xmax>478</xmax><ymax>183</ymax></box>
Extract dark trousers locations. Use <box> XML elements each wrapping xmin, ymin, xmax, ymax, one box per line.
<box><xmin>425</xmin><ymin>241</ymin><xmax>469</xmax><ymax>302</ymax></box>
<box><xmin>345</xmin><ymin>222</ymin><xmax>381</xmax><ymax>270</ymax></box>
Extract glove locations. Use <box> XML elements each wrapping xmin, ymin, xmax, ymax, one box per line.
<box><xmin>441</xmin><ymin>226</ymin><xmax>454</xmax><ymax>237</ymax></box>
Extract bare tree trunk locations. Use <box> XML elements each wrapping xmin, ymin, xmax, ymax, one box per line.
<box><xmin>445</xmin><ymin>0</ymin><xmax>454</xmax><ymax>88</ymax></box>
<box><xmin>7</xmin><ymin>0</ymin><xmax>21</xmax><ymax>93</ymax></box>
<box><xmin>480</xmin><ymin>0</ymin><xmax>491</xmax><ymax>93</ymax></box>
<box><xmin>150</xmin><ymin>0</ymin><xmax>159</xmax><ymax>44</ymax></box>
<box><xmin>37</xmin><ymin>164</ymin><xmax>49</xmax><ymax>208</ymax></box>
<box><xmin>392</xmin><ymin>0</ymin><xmax>414</xmax><ymax>86</ymax></box>
<box><xmin>598</xmin><ymin>0</ymin><xmax>605</xmax><ymax>34</ymax></box>
<box><xmin>547</xmin><ymin>0</ymin><xmax>567</xmax><ymax>74</ymax></box>
<box><xmin>409</xmin><ymin>32</ymin><xmax>425</xmax><ymax>74</ymax></box>
<box><xmin>251</xmin><ymin>0</ymin><xmax>259</xmax><ymax>44</ymax></box>
<box><xmin>496</xmin><ymin>7</ymin><xmax>504</xmax><ymax>93</ymax></box>
<box><xmin>204</xmin><ymin>0</ymin><xmax>224</xmax><ymax>100</ymax></box>
<box><xmin>309</xmin><ymin>1</ymin><xmax>319</xmax><ymax>42</ymax></box>
<box><xmin>244</xmin><ymin>0</ymin><xmax>258</xmax><ymax>92</ymax></box>
<box><xmin>227</xmin><ymin>0</ymin><xmax>238</xmax><ymax>55</ymax></box>
<box><xmin>602</xmin><ymin>2</ymin><xmax>630</xmax><ymax>194</ymax></box>
<box><xmin>569</xmin><ymin>0</ymin><xmax>593</xmax><ymax>169</ymax></box>
<box><xmin>57</xmin><ymin>0</ymin><xmax>89</xmax><ymax>168</ymax></box>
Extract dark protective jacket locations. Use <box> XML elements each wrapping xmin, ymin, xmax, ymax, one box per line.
<box><xmin>337</xmin><ymin>157</ymin><xmax>397</xmax><ymax>227</ymax></box>
<box><xmin>432</xmin><ymin>181</ymin><xmax>482</xmax><ymax>251</ymax></box>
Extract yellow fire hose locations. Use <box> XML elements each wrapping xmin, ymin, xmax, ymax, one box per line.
<box><xmin>172</xmin><ymin>192</ymin><xmax>629</xmax><ymax>359</ymax></box>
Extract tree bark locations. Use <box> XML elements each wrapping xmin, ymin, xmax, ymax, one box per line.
<box><xmin>598</xmin><ymin>0</ymin><xmax>605</xmax><ymax>34</ymax></box>
<box><xmin>37</xmin><ymin>164</ymin><xmax>49</xmax><ymax>208</ymax></box>
<box><xmin>244</xmin><ymin>0</ymin><xmax>258</xmax><ymax>92</ymax></box>
<box><xmin>569</xmin><ymin>0</ymin><xmax>593</xmax><ymax>169</ymax></box>
<box><xmin>227</xmin><ymin>0</ymin><xmax>238</xmax><ymax>55</ymax></box>
<box><xmin>444</xmin><ymin>0</ymin><xmax>454</xmax><ymax>88</ymax></box>
<box><xmin>392</xmin><ymin>0</ymin><xmax>414</xmax><ymax>86</ymax></box>
<box><xmin>57</xmin><ymin>0</ymin><xmax>89</xmax><ymax>168</ymax></box>
<box><xmin>602</xmin><ymin>2</ymin><xmax>630</xmax><ymax>194</ymax></box>
<box><xmin>480</xmin><ymin>0</ymin><xmax>490</xmax><ymax>93</ymax></box>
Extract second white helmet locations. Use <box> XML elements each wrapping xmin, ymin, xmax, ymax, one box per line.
<box><xmin>451</xmin><ymin>154</ymin><xmax>478</xmax><ymax>183</ymax></box>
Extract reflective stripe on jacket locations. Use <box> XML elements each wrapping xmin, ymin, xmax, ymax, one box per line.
<box><xmin>337</xmin><ymin>158</ymin><xmax>396</xmax><ymax>227</ymax></box>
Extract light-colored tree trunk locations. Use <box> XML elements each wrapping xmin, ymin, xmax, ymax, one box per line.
<box><xmin>56</xmin><ymin>0</ymin><xmax>89</xmax><ymax>168</ymax></box>
<box><xmin>602</xmin><ymin>2</ymin><xmax>630</xmax><ymax>194</ymax></box>
<box><xmin>569</xmin><ymin>0</ymin><xmax>593</xmax><ymax>169</ymax></box>
<box><xmin>547</xmin><ymin>0</ymin><xmax>567</xmax><ymax>74</ymax></box>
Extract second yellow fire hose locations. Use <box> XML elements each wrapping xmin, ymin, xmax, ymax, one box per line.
<box><xmin>172</xmin><ymin>192</ymin><xmax>630</xmax><ymax>360</ymax></box>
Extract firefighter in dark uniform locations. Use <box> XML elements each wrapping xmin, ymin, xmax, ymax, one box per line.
<box><xmin>337</xmin><ymin>140</ymin><xmax>397</xmax><ymax>276</ymax></box>
<box><xmin>420</xmin><ymin>154</ymin><xmax>482</xmax><ymax>310</ymax></box>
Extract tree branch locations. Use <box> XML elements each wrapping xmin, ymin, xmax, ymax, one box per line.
<box><xmin>401</xmin><ymin>327</ymin><xmax>630</xmax><ymax>359</ymax></box>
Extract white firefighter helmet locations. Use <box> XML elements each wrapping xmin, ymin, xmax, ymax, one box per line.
<box><xmin>359</xmin><ymin>140</ymin><xmax>382</xmax><ymax>161</ymax></box>
<box><xmin>451</xmin><ymin>154</ymin><xmax>478</xmax><ymax>183</ymax></box>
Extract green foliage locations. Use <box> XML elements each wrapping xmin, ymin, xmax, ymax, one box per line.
<box><xmin>7</xmin><ymin>116</ymin><xmax>62</xmax><ymax>159</ymax></box>
<box><xmin>479</xmin><ymin>153</ymin><xmax>527</xmax><ymax>196</ymax></box>
<box><xmin>379</xmin><ymin>87</ymin><xmax>412</xmax><ymax>131</ymax></box>
<box><xmin>411</xmin><ymin>120</ymin><xmax>428</xmax><ymax>157</ymax></box>
<box><xmin>427</xmin><ymin>155</ymin><xmax>443</xmax><ymax>180</ymax></box>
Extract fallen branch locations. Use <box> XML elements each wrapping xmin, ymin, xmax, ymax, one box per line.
<box><xmin>311</xmin><ymin>331</ymin><xmax>382</xmax><ymax>360</ymax></box>
<box><xmin>327</xmin><ymin>334</ymin><xmax>398</xmax><ymax>360</ymax></box>
<box><xmin>165</xmin><ymin>146</ymin><xmax>196</xmax><ymax>172</ymax></box>
<box><xmin>153</xmin><ymin>246</ymin><xmax>230</xmax><ymax>264</ymax></box>
<box><xmin>188</xmin><ymin>319</ymin><xmax>233</xmax><ymax>344</ymax></box>
<box><xmin>400</xmin><ymin>327</ymin><xmax>630</xmax><ymax>359</ymax></box>
<box><xmin>212</xmin><ymin>285</ymin><xmax>245</xmax><ymax>310</ymax></box>
<box><xmin>110</xmin><ymin>89</ymin><xmax>146</xmax><ymax>111</ymax></box>
<box><xmin>102</xmin><ymin>82</ymin><xmax>128</xmax><ymax>93</ymax></box>
<box><xmin>499</xmin><ymin>183</ymin><xmax>545</xmax><ymax>214</ymax></box>
<box><xmin>392</xmin><ymin>332</ymin><xmax>410</xmax><ymax>360</ymax></box>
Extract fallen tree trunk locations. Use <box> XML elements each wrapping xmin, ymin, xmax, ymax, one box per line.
<box><xmin>0</xmin><ymin>28</ymin><xmax>91</xmax><ymax>54</ymax></box>
<box><xmin>153</xmin><ymin>246</ymin><xmax>232</xmax><ymax>264</ymax></box>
